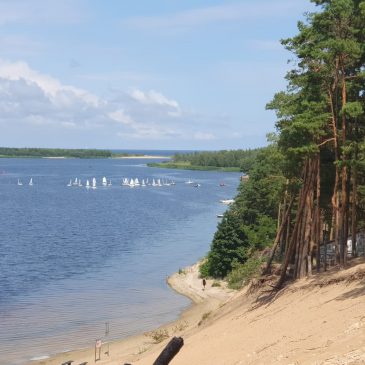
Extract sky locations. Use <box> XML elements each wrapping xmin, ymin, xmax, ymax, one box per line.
<box><xmin>0</xmin><ymin>0</ymin><xmax>317</xmax><ymax>150</ymax></box>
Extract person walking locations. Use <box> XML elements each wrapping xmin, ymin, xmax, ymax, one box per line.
<box><xmin>202</xmin><ymin>278</ymin><xmax>206</xmax><ymax>290</ymax></box>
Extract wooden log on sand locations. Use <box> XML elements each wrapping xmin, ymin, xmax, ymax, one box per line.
<box><xmin>152</xmin><ymin>337</ymin><xmax>184</xmax><ymax>365</ymax></box>
<box><xmin>123</xmin><ymin>336</ymin><xmax>184</xmax><ymax>365</ymax></box>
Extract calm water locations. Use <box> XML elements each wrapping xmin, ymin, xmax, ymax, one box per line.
<box><xmin>0</xmin><ymin>157</ymin><xmax>240</xmax><ymax>365</ymax></box>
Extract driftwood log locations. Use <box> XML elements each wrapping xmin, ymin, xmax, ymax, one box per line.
<box><xmin>152</xmin><ymin>337</ymin><xmax>184</xmax><ymax>365</ymax></box>
<box><xmin>123</xmin><ymin>336</ymin><xmax>184</xmax><ymax>365</ymax></box>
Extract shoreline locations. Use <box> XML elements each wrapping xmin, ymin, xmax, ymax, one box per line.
<box><xmin>32</xmin><ymin>262</ymin><xmax>234</xmax><ymax>365</ymax></box>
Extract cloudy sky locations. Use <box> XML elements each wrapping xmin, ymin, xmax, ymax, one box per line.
<box><xmin>0</xmin><ymin>0</ymin><xmax>316</xmax><ymax>150</ymax></box>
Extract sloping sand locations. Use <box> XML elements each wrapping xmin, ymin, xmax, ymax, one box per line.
<box><xmin>35</xmin><ymin>260</ymin><xmax>365</xmax><ymax>365</ymax></box>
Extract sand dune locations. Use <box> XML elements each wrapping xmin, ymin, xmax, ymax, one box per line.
<box><xmin>37</xmin><ymin>259</ymin><xmax>365</xmax><ymax>365</ymax></box>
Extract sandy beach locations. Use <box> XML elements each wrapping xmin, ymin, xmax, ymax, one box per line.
<box><xmin>32</xmin><ymin>259</ymin><xmax>365</xmax><ymax>365</ymax></box>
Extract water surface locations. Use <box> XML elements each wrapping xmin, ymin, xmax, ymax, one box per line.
<box><xmin>0</xmin><ymin>157</ymin><xmax>240</xmax><ymax>364</ymax></box>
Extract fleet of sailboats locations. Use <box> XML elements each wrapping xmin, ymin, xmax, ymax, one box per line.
<box><xmin>16</xmin><ymin>176</ymin><xmax>188</xmax><ymax>189</ymax></box>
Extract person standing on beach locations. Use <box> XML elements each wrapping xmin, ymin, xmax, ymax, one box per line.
<box><xmin>202</xmin><ymin>278</ymin><xmax>206</xmax><ymax>290</ymax></box>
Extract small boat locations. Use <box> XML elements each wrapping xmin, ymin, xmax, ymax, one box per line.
<box><xmin>194</xmin><ymin>183</ymin><xmax>201</xmax><ymax>188</ymax></box>
<box><xmin>78</xmin><ymin>179</ymin><xmax>83</xmax><ymax>187</ymax></box>
<box><xmin>157</xmin><ymin>179</ymin><xmax>162</xmax><ymax>187</ymax></box>
<box><xmin>122</xmin><ymin>178</ymin><xmax>129</xmax><ymax>186</ymax></box>
<box><xmin>219</xmin><ymin>182</ymin><xmax>226</xmax><ymax>187</ymax></box>
<box><xmin>102</xmin><ymin>176</ymin><xmax>107</xmax><ymax>186</ymax></box>
<box><xmin>72</xmin><ymin>177</ymin><xmax>78</xmax><ymax>186</ymax></box>
<box><xmin>170</xmin><ymin>180</ymin><xmax>176</xmax><ymax>186</ymax></box>
<box><xmin>67</xmin><ymin>179</ymin><xmax>72</xmax><ymax>187</ymax></box>
<box><xmin>185</xmin><ymin>179</ymin><xmax>194</xmax><ymax>184</ymax></box>
<box><xmin>29</xmin><ymin>178</ymin><xmax>33</xmax><ymax>186</ymax></box>
<box><xmin>141</xmin><ymin>179</ymin><xmax>146</xmax><ymax>187</ymax></box>
<box><xmin>92</xmin><ymin>177</ymin><xmax>97</xmax><ymax>189</ymax></box>
<box><xmin>220</xmin><ymin>199</ymin><xmax>235</xmax><ymax>205</ymax></box>
<box><xmin>129</xmin><ymin>178</ymin><xmax>135</xmax><ymax>188</ymax></box>
<box><xmin>152</xmin><ymin>179</ymin><xmax>157</xmax><ymax>187</ymax></box>
<box><xmin>135</xmin><ymin>178</ymin><xmax>140</xmax><ymax>186</ymax></box>
<box><xmin>17</xmin><ymin>179</ymin><xmax>23</xmax><ymax>186</ymax></box>
<box><xmin>217</xmin><ymin>214</ymin><xmax>224</xmax><ymax>218</ymax></box>
<box><xmin>86</xmin><ymin>179</ymin><xmax>90</xmax><ymax>189</ymax></box>
<box><xmin>108</xmin><ymin>179</ymin><xmax>112</xmax><ymax>186</ymax></box>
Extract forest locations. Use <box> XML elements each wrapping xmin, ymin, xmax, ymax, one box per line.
<box><xmin>0</xmin><ymin>147</ymin><xmax>112</xmax><ymax>158</ymax></box>
<box><xmin>201</xmin><ymin>0</ymin><xmax>365</xmax><ymax>289</ymax></box>
<box><xmin>148</xmin><ymin>149</ymin><xmax>261</xmax><ymax>172</ymax></box>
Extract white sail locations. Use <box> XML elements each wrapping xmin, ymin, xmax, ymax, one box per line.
<box><xmin>73</xmin><ymin>177</ymin><xmax>78</xmax><ymax>186</ymax></box>
<box><xmin>17</xmin><ymin>179</ymin><xmax>23</xmax><ymax>186</ymax></box>
<box><xmin>141</xmin><ymin>179</ymin><xmax>146</xmax><ymax>186</ymax></box>
<box><xmin>78</xmin><ymin>179</ymin><xmax>82</xmax><ymax>187</ymax></box>
<box><xmin>86</xmin><ymin>179</ymin><xmax>90</xmax><ymax>189</ymax></box>
<box><xmin>67</xmin><ymin>179</ymin><xmax>72</xmax><ymax>187</ymax></box>
<box><xmin>29</xmin><ymin>178</ymin><xmax>33</xmax><ymax>186</ymax></box>
<box><xmin>152</xmin><ymin>179</ymin><xmax>156</xmax><ymax>186</ymax></box>
<box><xmin>129</xmin><ymin>178</ymin><xmax>135</xmax><ymax>187</ymax></box>
<box><xmin>157</xmin><ymin>179</ymin><xmax>162</xmax><ymax>187</ymax></box>
<box><xmin>102</xmin><ymin>176</ymin><xmax>107</xmax><ymax>186</ymax></box>
<box><xmin>135</xmin><ymin>178</ymin><xmax>140</xmax><ymax>186</ymax></box>
<box><xmin>92</xmin><ymin>177</ymin><xmax>97</xmax><ymax>189</ymax></box>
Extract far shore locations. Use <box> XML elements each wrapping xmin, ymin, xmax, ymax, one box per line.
<box><xmin>112</xmin><ymin>155</ymin><xmax>171</xmax><ymax>159</ymax></box>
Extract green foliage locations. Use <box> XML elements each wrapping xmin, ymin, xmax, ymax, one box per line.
<box><xmin>201</xmin><ymin>144</ymin><xmax>285</xmax><ymax>280</ymax></box>
<box><xmin>171</xmin><ymin>149</ymin><xmax>262</xmax><ymax>172</ymax></box>
<box><xmin>202</xmin><ymin>212</ymin><xmax>249</xmax><ymax>278</ymax></box>
<box><xmin>227</xmin><ymin>256</ymin><xmax>264</xmax><ymax>290</ymax></box>
<box><xmin>147</xmin><ymin>162</ymin><xmax>240</xmax><ymax>172</ymax></box>
<box><xmin>0</xmin><ymin>147</ymin><xmax>111</xmax><ymax>158</ymax></box>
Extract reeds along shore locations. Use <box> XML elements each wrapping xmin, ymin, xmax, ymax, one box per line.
<box><xmin>35</xmin><ymin>258</ymin><xmax>365</xmax><ymax>365</ymax></box>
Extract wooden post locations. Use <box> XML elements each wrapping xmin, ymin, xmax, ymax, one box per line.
<box><xmin>152</xmin><ymin>337</ymin><xmax>184</xmax><ymax>365</ymax></box>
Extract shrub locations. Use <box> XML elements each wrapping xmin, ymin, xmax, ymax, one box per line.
<box><xmin>145</xmin><ymin>329</ymin><xmax>169</xmax><ymax>343</ymax></box>
<box><xmin>227</xmin><ymin>256</ymin><xmax>264</xmax><ymax>290</ymax></box>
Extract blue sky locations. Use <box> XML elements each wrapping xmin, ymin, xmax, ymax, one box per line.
<box><xmin>0</xmin><ymin>0</ymin><xmax>316</xmax><ymax>150</ymax></box>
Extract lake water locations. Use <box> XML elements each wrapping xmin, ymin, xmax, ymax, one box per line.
<box><xmin>0</xmin><ymin>157</ymin><xmax>240</xmax><ymax>365</ymax></box>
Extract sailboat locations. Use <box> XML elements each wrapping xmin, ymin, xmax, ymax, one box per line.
<box><xmin>141</xmin><ymin>179</ymin><xmax>146</xmax><ymax>187</ymax></box>
<box><xmin>108</xmin><ymin>179</ymin><xmax>112</xmax><ymax>186</ymax></box>
<box><xmin>102</xmin><ymin>177</ymin><xmax>107</xmax><ymax>186</ymax></box>
<box><xmin>78</xmin><ymin>179</ymin><xmax>83</xmax><ymax>187</ymax></box>
<box><xmin>185</xmin><ymin>179</ymin><xmax>194</xmax><ymax>184</ymax></box>
<box><xmin>157</xmin><ymin>179</ymin><xmax>162</xmax><ymax>187</ymax></box>
<box><xmin>152</xmin><ymin>179</ymin><xmax>157</xmax><ymax>187</ymax></box>
<box><xmin>29</xmin><ymin>178</ymin><xmax>33</xmax><ymax>186</ymax></box>
<box><xmin>73</xmin><ymin>177</ymin><xmax>78</xmax><ymax>186</ymax></box>
<box><xmin>86</xmin><ymin>179</ymin><xmax>90</xmax><ymax>189</ymax></box>
<box><xmin>129</xmin><ymin>178</ymin><xmax>135</xmax><ymax>188</ymax></box>
<box><xmin>92</xmin><ymin>177</ymin><xmax>97</xmax><ymax>189</ymax></box>
<box><xmin>67</xmin><ymin>179</ymin><xmax>72</xmax><ymax>187</ymax></box>
<box><xmin>17</xmin><ymin>179</ymin><xmax>23</xmax><ymax>186</ymax></box>
<box><xmin>135</xmin><ymin>178</ymin><xmax>140</xmax><ymax>186</ymax></box>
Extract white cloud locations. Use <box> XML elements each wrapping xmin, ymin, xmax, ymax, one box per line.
<box><xmin>0</xmin><ymin>59</ymin><xmax>99</xmax><ymax>107</ymax></box>
<box><xmin>130</xmin><ymin>89</ymin><xmax>180</xmax><ymax>109</ymax></box>
<box><xmin>0</xmin><ymin>59</ymin><xmax>238</xmax><ymax>147</ymax></box>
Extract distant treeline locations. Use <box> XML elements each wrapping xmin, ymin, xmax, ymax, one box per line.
<box><xmin>0</xmin><ymin>147</ymin><xmax>112</xmax><ymax>158</ymax></box>
<box><xmin>172</xmin><ymin>149</ymin><xmax>262</xmax><ymax>172</ymax></box>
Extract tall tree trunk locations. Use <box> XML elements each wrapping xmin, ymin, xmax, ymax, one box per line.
<box><xmin>351</xmin><ymin>145</ymin><xmax>358</xmax><ymax>257</ymax></box>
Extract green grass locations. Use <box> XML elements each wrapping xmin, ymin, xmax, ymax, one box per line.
<box><xmin>147</xmin><ymin>162</ymin><xmax>241</xmax><ymax>172</ymax></box>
